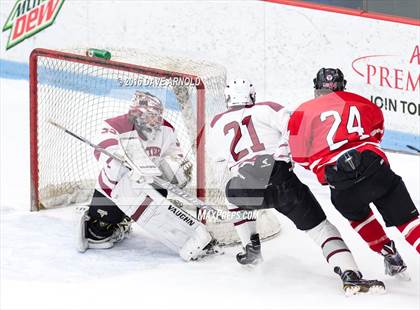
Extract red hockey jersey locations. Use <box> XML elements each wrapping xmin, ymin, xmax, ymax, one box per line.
<box><xmin>288</xmin><ymin>91</ymin><xmax>386</xmax><ymax>184</ymax></box>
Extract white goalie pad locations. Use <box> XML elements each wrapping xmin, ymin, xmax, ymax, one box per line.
<box><xmin>138</xmin><ymin>202</ymin><xmax>212</xmax><ymax>261</ymax></box>
<box><xmin>75</xmin><ymin>206</ymin><xmax>90</xmax><ymax>252</ymax></box>
<box><xmin>111</xmin><ymin>173</ymin><xmax>212</xmax><ymax>261</ymax></box>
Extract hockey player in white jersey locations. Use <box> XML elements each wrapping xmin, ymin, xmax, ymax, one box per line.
<box><xmin>76</xmin><ymin>91</ymin><xmax>217</xmax><ymax>261</ymax></box>
<box><xmin>210</xmin><ymin>79</ymin><xmax>385</xmax><ymax>295</ymax></box>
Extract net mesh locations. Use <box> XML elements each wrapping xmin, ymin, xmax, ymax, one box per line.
<box><xmin>32</xmin><ymin>48</ymin><xmax>281</xmax><ymax>245</ymax></box>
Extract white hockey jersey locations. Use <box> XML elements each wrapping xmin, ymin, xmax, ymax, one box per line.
<box><xmin>94</xmin><ymin>113</ymin><xmax>183</xmax><ymax>198</ymax></box>
<box><xmin>209</xmin><ymin>102</ymin><xmax>290</xmax><ymax>173</ymax></box>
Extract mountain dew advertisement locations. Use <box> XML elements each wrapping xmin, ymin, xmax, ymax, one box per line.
<box><xmin>2</xmin><ymin>0</ymin><xmax>65</xmax><ymax>50</ymax></box>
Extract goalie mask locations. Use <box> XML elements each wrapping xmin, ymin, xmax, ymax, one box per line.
<box><xmin>313</xmin><ymin>68</ymin><xmax>347</xmax><ymax>97</ymax></box>
<box><xmin>128</xmin><ymin>91</ymin><xmax>164</xmax><ymax>140</ymax></box>
<box><xmin>225</xmin><ymin>78</ymin><xmax>256</xmax><ymax>108</ymax></box>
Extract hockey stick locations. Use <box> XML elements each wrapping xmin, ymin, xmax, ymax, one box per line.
<box><xmin>48</xmin><ymin>120</ymin><xmax>222</xmax><ymax>215</ymax></box>
<box><xmin>406</xmin><ymin>144</ymin><xmax>420</xmax><ymax>154</ymax></box>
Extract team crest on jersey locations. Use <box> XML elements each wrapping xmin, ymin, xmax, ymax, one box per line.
<box><xmin>146</xmin><ymin>146</ymin><xmax>161</xmax><ymax>157</ymax></box>
<box><xmin>2</xmin><ymin>0</ymin><xmax>65</xmax><ymax>50</ymax></box>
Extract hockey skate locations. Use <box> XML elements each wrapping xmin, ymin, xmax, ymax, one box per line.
<box><xmin>382</xmin><ymin>240</ymin><xmax>410</xmax><ymax>280</ymax></box>
<box><xmin>191</xmin><ymin>239</ymin><xmax>224</xmax><ymax>261</ymax></box>
<box><xmin>76</xmin><ymin>206</ymin><xmax>132</xmax><ymax>252</ymax></box>
<box><xmin>334</xmin><ymin>267</ymin><xmax>385</xmax><ymax>296</ymax></box>
<box><xmin>236</xmin><ymin>233</ymin><xmax>262</xmax><ymax>265</ymax></box>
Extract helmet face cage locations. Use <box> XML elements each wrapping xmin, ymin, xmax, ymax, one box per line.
<box><xmin>225</xmin><ymin>79</ymin><xmax>256</xmax><ymax>108</ymax></box>
<box><xmin>313</xmin><ymin>68</ymin><xmax>347</xmax><ymax>97</ymax></box>
<box><xmin>128</xmin><ymin>91</ymin><xmax>164</xmax><ymax>131</ymax></box>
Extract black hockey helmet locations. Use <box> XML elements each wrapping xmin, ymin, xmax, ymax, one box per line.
<box><xmin>313</xmin><ymin>68</ymin><xmax>347</xmax><ymax>97</ymax></box>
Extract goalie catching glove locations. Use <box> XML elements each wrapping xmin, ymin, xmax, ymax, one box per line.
<box><xmin>159</xmin><ymin>156</ymin><xmax>193</xmax><ymax>188</ymax></box>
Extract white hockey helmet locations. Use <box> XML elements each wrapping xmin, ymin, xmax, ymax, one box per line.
<box><xmin>224</xmin><ymin>78</ymin><xmax>256</xmax><ymax>108</ymax></box>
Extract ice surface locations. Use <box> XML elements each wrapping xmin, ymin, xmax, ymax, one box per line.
<box><xmin>1</xmin><ymin>78</ymin><xmax>419</xmax><ymax>309</ymax></box>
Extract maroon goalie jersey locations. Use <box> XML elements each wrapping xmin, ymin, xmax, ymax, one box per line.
<box><xmin>288</xmin><ymin>91</ymin><xmax>387</xmax><ymax>184</ymax></box>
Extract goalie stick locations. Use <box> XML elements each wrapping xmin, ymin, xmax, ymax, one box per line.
<box><xmin>48</xmin><ymin>120</ymin><xmax>223</xmax><ymax>216</ymax></box>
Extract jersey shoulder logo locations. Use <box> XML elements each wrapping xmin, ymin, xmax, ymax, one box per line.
<box><xmin>260</xmin><ymin>158</ymin><xmax>271</xmax><ymax>167</ymax></box>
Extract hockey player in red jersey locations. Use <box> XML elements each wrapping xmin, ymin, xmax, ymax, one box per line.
<box><xmin>288</xmin><ymin>68</ymin><xmax>420</xmax><ymax>278</ymax></box>
<box><xmin>210</xmin><ymin>78</ymin><xmax>385</xmax><ymax>295</ymax></box>
<box><xmin>75</xmin><ymin>91</ymin><xmax>218</xmax><ymax>261</ymax></box>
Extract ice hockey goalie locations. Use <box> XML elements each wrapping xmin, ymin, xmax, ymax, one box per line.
<box><xmin>75</xmin><ymin>90</ymin><xmax>217</xmax><ymax>261</ymax></box>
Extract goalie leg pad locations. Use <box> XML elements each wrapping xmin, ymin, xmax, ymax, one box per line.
<box><xmin>75</xmin><ymin>206</ymin><xmax>90</xmax><ymax>252</ymax></box>
<box><xmin>112</xmin><ymin>174</ymin><xmax>212</xmax><ymax>260</ymax></box>
<box><xmin>89</xmin><ymin>190</ymin><xmax>126</xmax><ymax>224</ymax></box>
<box><xmin>179</xmin><ymin>223</ymin><xmax>213</xmax><ymax>261</ymax></box>
<box><xmin>137</xmin><ymin>200</ymin><xmax>212</xmax><ymax>261</ymax></box>
<box><xmin>76</xmin><ymin>188</ymin><xmax>135</xmax><ymax>253</ymax></box>
<box><xmin>75</xmin><ymin>206</ymin><xmax>115</xmax><ymax>253</ymax></box>
<box><xmin>110</xmin><ymin>173</ymin><xmax>161</xmax><ymax>216</ymax></box>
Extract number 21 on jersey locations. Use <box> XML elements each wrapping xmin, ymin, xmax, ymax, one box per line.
<box><xmin>320</xmin><ymin>106</ymin><xmax>369</xmax><ymax>151</ymax></box>
<box><xmin>223</xmin><ymin>115</ymin><xmax>265</xmax><ymax>161</ymax></box>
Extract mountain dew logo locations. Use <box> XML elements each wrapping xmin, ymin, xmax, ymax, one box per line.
<box><xmin>2</xmin><ymin>0</ymin><xmax>65</xmax><ymax>50</ymax></box>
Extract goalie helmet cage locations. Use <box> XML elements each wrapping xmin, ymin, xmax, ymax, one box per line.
<box><xmin>30</xmin><ymin>48</ymin><xmax>281</xmax><ymax>245</ymax></box>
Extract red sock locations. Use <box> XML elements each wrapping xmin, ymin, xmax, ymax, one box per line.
<box><xmin>397</xmin><ymin>217</ymin><xmax>420</xmax><ymax>254</ymax></box>
<box><xmin>349</xmin><ymin>211</ymin><xmax>390</xmax><ymax>253</ymax></box>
